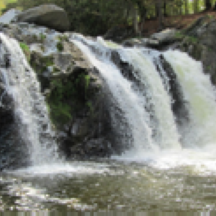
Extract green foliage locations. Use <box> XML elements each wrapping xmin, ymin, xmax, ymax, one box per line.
<box><xmin>187</xmin><ymin>35</ymin><xmax>198</xmax><ymax>43</ymax></box>
<box><xmin>86</xmin><ymin>101</ymin><xmax>93</xmax><ymax>113</ymax></box>
<box><xmin>19</xmin><ymin>42</ymin><xmax>31</xmax><ymax>62</ymax></box>
<box><xmin>84</xmin><ymin>75</ymin><xmax>90</xmax><ymax>93</ymax></box>
<box><xmin>40</xmin><ymin>33</ymin><xmax>46</xmax><ymax>42</ymax></box>
<box><xmin>47</xmin><ymin>72</ymin><xmax>92</xmax><ymax>126</ymax></box>
<box><xmin>0</xmin><ymin>0</ymin><xmax>17</xmax><ymax>14</ymax></box>
<box><xmin>48</xmin><ymin>79</ymin><xmax>73</xmax><ymax>125</ymax></box>
<box><xmin>19</xmin><ymin>42</ymin><xmax>29</xmax><ymax>51</ymax></box>
<box><xmin>56</xmin><ymin>41</ymin><xmax>64</xmax><ymax>52</ymax></box>
<box><xmin>175</xmin><ymin>32</ymin><xmax>185</xmax><ymax>39</ymax></box>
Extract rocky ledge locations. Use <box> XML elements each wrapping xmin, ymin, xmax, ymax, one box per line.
<box><xmin>0</xmin><ymin>19</ymin><xmax>124</xmax><ymax>163</ymax></box>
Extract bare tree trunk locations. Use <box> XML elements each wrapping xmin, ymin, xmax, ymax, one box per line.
<box><xmin>184</xmin><ymin>0</ymin><xmax>189</xmax><ymax>14</ymax></box>
<box><xmin>163</xmin><ymin>0</ymin><xmax>168</xmax><ymax>16</ymax></box>
<box><xmin>193</xmin><ymin>0</ymin><xmax>199</xmax><ymax>13</ymax></box>
<box><xmin>156</xmin><ymin>0</ymin><xmax>164</xmax><ymax>31</ymax></box>
<box><xmin>136</xmin><ymin>0</ymin><xmax>147</xmax><ymax>35</ymax></box>
<box><xmin>205</xmin><ymin>0</ymin><xmax>212</xmax><ymax>10</ymax></box>
<box><xmin>131</xmin><ymin>4</ymin><xmax>139</xmax><ymax>35</ymax></box>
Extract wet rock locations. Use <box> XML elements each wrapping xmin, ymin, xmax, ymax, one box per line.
<box><xmin>0</xmin><ymin>81</ymin><xmax>29</xmax><ymax>170</ymax></box>
<box><xmin>151</xmin><ymin>28</ymin><xmax>177</xmax><ymax>45</ymax></box>
<box><xmin>156</xmin><ymin>55</ymin><xmax>189</xmax><ymax>125</ymax></box>
<box><xmin>122</xmin><ymin>38</ymin><xmax>160</xmax><ymax>48</ymax></box>
<box><xmin>0</xmin><ymin>9</ymin><xmax>20</xmax><ymax>25</ymax></box>
<box><xmin>16</xmin><ymin>4</ymin><xmax>70</xmax><ymax>32</ymax></box>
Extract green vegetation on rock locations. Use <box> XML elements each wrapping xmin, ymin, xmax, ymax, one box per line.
<box><xmin>39</xmin><ymin>33</ymin><xmax>46</xmax><ymax>43</ymax></box>
<box><xmin>47</xmin><ymin>71</ymin><xmax>93</xmax><ymax>127</ymax></box>
<box><xmin>56</xmin><ymin>41</ymin><xmax>63</xmax><ymax>52</ymax></box>
<box><xmin>19</xmin><ymin>42</ymin><xmax>30</xmax><ymax>62</ymax></box>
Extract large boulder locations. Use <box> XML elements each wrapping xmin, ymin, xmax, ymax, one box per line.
<box><xmin>16</xmin><ymin>4</ymin><xmax>70</xmax><ymax>32</ymax></box>
<box><xmin>151</xmin><ymin>28</ymin><xmax>178</xmax><ymax>45</ymax></box>
<box><xmin>122</xmin><ymin>28</ymin><xmax>178</xmax><ymax>49</ymax></box>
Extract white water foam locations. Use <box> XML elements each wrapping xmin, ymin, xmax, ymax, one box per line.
<box><xmin>12</xmin><ymin>162</ymin><xmax>111</xmax><ymax>176</ymax></box>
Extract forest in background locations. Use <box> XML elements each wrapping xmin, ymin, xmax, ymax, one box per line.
<box><xmin>1</xmin><ymin>0</ymin><xmax>216</xmax><ymax>35</ymax></box>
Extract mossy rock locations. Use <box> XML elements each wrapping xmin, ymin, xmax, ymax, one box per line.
<box><xmin>19</xmin><ymin>42</ymin><xmax>31</xmax><ymax>62</ymax></box>
<box><xmin>47</xmin><ymin>69</ymin><xmax>98</xmax><ymax>128</ymax></box>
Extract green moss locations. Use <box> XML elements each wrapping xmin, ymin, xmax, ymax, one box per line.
<box><xmin>58</xmin><ymin>35</ymin><xmax>69</xmax><ymax>42</ymax></box>
<box><xmin>56</xmin><ymin>41</ymin><xmax>64</xmax><ymax>52</ymax></box>
<box><xmin>187</xmin><ymin>36</ymin><xmax>198</xmax><ymax>44</ymax></box>
<box><xmin>175</xmin><ymin>32</ymin><xmax>185</xmax><ymax>39</ymax></box>
<box><xmin>47</xmin><ymin>72</ymin><xmax>93</xmax><ymax>127</ymax></box>
<box><xmin>44</xmin><ymin>56</ymin><xmax>54</xmax><ymax>67</ymax></box>
<box><xmin>40</xmin><ymin>33</ymin><xmax>46</xmax><ymax>42</ymax></box>
<box><xmin>86</xmin><ymin>101</ymin><xmax>93</xmax><ymax>113</ymax></box>
<box><xmin>19</xmin><ymin>42</ymin><xmax>31</xmax><ymax>62</ymax></box>
<box><xmin>48</xmin><ymin>79</ymin><xmax>74</xmax><ymax>125</ymax></box>
<box><xmin>49</xmin><ymin>102</ymin><xmax>72</xmax><ymax>123</ymax></box>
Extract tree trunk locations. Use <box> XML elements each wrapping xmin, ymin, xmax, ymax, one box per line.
<box><xmin>136</xmin><ymin>0</ymin><xmax>147</xmax><ymax>35</ymax></box>
<box><xmin>163</xmin><ymin>0</ymin><xmax>168</xmax><ymax>16</ymax></box>
<box><xmin>184</xmin><ymin>0</ymin><xmax>189</xmax><ymax>14</ymax></box>
<box><xmin>156</xmin><ymin>0</ymin><xmax>164</xmax><ymax>31</ymax></box>
<box><xmin>193</xmin><ymin>0</ymin><xmax>199</xmax><ymax>13</ymax></box>
<box><xmin>205</xmin><ymin>0</ymin><xmax>212</xmax><ymax>10</ymax></box>
<box><xmin>131</xmin><ymin>4</ymin><xmax>139</xmax><ymax>35</ymax></box>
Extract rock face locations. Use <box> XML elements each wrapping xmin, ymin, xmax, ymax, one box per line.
<box><xmin>0</xmin><ymin>22</ymin><xmax>118</xmax><ymax>164</ymax></box>
<box><xmin>172</xmin><ymin>16</ymin><xmax>216</xmax><ymax>85</ymax></box>
<box><xmin>16</xmin><ymin>4</ymin><xmax>70</xmax><ymax>32</ymax></box>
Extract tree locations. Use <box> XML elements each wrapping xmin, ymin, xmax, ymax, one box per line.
<box><xmin>204</xmin><ymin>0</ymin><xmax>212</xmax><ymax>10</ymax></box>
<box><xmin>155</xmin><ymin>0</ymin><xmax>164</xmax><ymax>30</ymax></box>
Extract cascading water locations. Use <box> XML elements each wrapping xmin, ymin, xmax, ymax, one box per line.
<box><xmin>0</xmin><ymin>30</ymin><xmax>216</xmax><ymax>168</ymax></box>
<box><xmin>0</xmin><ymin>33</ymin><xmax>60</xmax><ymax>166</ymax></box>
<box><xmin>2</xmin><ymin>29</ymin><xmax>216</xmax><ymax>211</ymax></box>
<box><xmin>165</xmin><ymin>50</ymin><xmax>216</xmax><ymax>147</ymax></box>
<box><xmin>72</xmin><ymin>34</ymin><xmax>216</xmax><ymax>161</ymax></box>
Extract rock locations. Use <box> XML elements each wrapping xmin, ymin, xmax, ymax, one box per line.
<box><xmin>173</xmin><ymin>16</ymin><xmax>216</xmax><ymax>85</ymax></box>
<box><xmin>0</xmin><ymin>9</ymin><xmax>20</xmax><ymax>25</ymax></box>
<box><xmin>17</xmin><ymin>4</ymin><xmax>70</xmax><ymax>32</ymax></box>
<box><xmin>0</xmin><ymin>82</ymin><xmax>29</xmax><ymax>170</ymax></box>
<box><xmin>151</xmin><ymin>28</ymin><xmax>178</xmax><ymax>45</ymax></box>
<box><xmin>122</xmin><ymin>38</ymin><xmax>160</xmax><ymax>48</ymax></box>
<box><xmin>122</xmin><ymin>29</ymin><xmax>177</xmax><ymax>49</ymax></box>
<box><xmin>183</xmin><ymin>16</ymin><xmax>209</xmax><ymax>37</ymax></box>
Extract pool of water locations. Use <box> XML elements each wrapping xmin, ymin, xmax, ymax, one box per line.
<box><xmin>1</xmin><ymin>151</ymin><xmax>216</xmax><ymax>213</ymax></box>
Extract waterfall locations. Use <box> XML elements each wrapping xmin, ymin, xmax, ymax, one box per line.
<box><xmin>0</xmin><ymin>33</ymin><xmax>60</xmax><ymax>166</ymax></box>
<box><xmin>72</xmin><ymin>35</ymin><xmax>216</xmax><ymax>159</ymax></box>
<box><xmin>164</xmin><ymin>50</ymin><xmax>216</xmax><ymax>147</ymax></box>
<box><xmin>1</xmin><ymin>30</ymin><xmax>216</xmax><ymax>165</ymax></box>
<box><xmin>72</xmin><ymin>35</ymin><xmax>181</xmax><ymax>155</ymax></box>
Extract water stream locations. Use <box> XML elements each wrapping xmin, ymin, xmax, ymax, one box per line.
<box><xmin>0</xmin><ymin>33</ymin><xmax>60</xmax><ymax>165</ymax></box>
<box><xmin>1</xmin><ymin>33</ymin><xmax>216</xmax><ymax>212</ymax></box>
